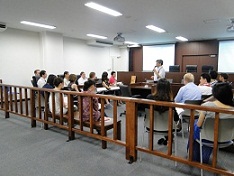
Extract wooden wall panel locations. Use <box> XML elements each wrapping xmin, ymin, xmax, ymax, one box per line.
<box><xmin>130</xmin><ymin>47</ymin><xmax>143</xmax><ymax>72</ymax></box>
<box><xmin>131</xmin><ymin>40</ymin><xmax>218</xmax><ymax>72</ymax></box>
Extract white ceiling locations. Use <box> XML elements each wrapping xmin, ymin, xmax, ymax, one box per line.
<box><xmin>1</xmin><ymin>0</ymin><xmax>234</xmax><ymax>44</ymax></box>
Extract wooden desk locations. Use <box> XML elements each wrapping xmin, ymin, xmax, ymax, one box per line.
<box><xmin>130</xmin><ymin>82</ymin><xmax>183</xmax><ymax>98</ymax></box>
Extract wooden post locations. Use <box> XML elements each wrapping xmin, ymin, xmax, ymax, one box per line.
<box><xmin>125</xmin><ymin>101</ymin><xmax>137</xmax><ymax>162</ymax></box>
<box><xmin>4</xmin><ymin>86</ymin><xmax>9</xmax><ymax>118</ymax></box>
<box><xmin>30</xmin><ymin>89</ymin><xmax>36</xmax><ymax>127</ymax></box>
<box><xmin>68</xmin><ymin>94</ymin><xmax>75</xmax><ymax>140</ymax></box>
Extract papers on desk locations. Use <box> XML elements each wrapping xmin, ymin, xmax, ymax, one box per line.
<box><xmin>96</xmin><ymin>86</ymin><xmax>120</xmax><ymax>93</ymax></box>
<box><xmin>116</xmin><ymin>82</ymin><xmax>123</xmax><ymax>85</ymax></box>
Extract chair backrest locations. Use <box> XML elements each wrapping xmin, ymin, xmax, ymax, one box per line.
<box><xmin>182</xmin><ymin>100</ymin><xmax>203</xmax><ymax>116</ymax></box>
<box><xmin>201</xmin><ymin>65</ymin><xmax>213</xmax><ymax>73</ymax></box>
<box><xmin>119</xmin><ymin>85</ymin><xmax>132</xmax><ymax>97</ymax></box>
<box><xmin>145</xmin><ymin>108</ymin><xmax>175</xmax><ymax>132</ymax></box>
<box><xmin>186</xmin><ymin>65</ymin><xmax>197</xmax><ymax>73</ymax></box>
<box><xmin>31</xmin><ymin>76</ymin><xmax>38</xmax><ymax>87</ymax></box>
<box><xmin>169</xmin><ymin>65</ymin><xmax>180</xmax><ymax>72</ymax></box>
<box><xmin>201</xmin><ymin>114</ymin><xmax>234</xmax><ymax>142</ymax></box>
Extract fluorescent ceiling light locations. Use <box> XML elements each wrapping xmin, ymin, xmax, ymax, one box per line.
<box><xmin>146</xmin><ymin>25</ymin><xmax>166</xmax><ymax>33</ymax></box>
<box><xmin>87</xmin><ymin>33</ymin><xmax>107</xmax><ymax>39</ymax></box>
<box><xmin>85</xmin><ymin>2</ymin><xmax>122</xmax><ymax>17</ymax></box>
<box><xmin>20</xmin><ymin>21</ymin><xmax>56</xmax><ymax>29</ymax></box>
<box><xmin>175</xmin><ymin>36</ymin><xmax>188</xmax><ymax>41</ymax></box>
<box><xmin>124</xmin><ymin>41</ymin><xmax>138</xmax><ymax>45</ymax></box>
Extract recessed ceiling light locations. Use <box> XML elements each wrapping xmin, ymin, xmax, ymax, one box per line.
<box><xmin>20</xmin><ymin>21</ymin><xmax>56</xmax><ymax>29</ymax></box>
<box><xmin>146</xmin><ymin>25</ymin><xmax>166</xmax><ymax>33</ymax></box>
<box><xmin>85</xmin><ymin>2</ymin><xmax>122</xmax><ymax>17</ymax></box>
<box><xmin>87</xmin><ymin>33</ymin><xmax>107</xmax><ymax>39</ymax></box>
<box><xmin>175</xmin><ymin>36</ymin><xmax>188</xmax><ymax>41</ymax></box>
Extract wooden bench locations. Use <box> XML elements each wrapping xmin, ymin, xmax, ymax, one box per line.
<box><xmin>47</xmin><ymin>111</ymin><xmax>121</xmax><ymax>149</ymax></box>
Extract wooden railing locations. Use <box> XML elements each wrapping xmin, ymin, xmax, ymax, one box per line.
<box><xmin>0</xmin><ymin>83</ymin><xmax>234</xmax><ymax>176</ymax></box>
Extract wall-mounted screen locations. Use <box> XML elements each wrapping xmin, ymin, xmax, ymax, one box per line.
<box><xmin>218</xmin><ymin>40</ymin><xmax>234</xmax><ymax>72</ymax></box>
<box><xmin>143</xmin><ymin>44</ymin><xmax>175</xmax><ymax>72</ymax></box>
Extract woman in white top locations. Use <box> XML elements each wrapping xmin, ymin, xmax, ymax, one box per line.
<box><xmin>49</xmin><ymin>77</ymin><xmax>68</xmax><ymax>115</ymax></box>
<box><xmin>63</xmin><ymin>71</ymin><xmax>70</xmax><ymax>87</ymax></box>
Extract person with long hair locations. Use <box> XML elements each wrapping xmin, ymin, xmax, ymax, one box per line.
<box><xmin>146</xmin><ymin>78</ymin><xmax>178</xmax><ymax>145</ymax></box>
<box><xmin>190</xmin><ymin>82</ymin><xmax>234</xmax><ymax>163</ymax></box>
<box><xmin>49</xmin><ymin>77</ymin><xmax>68</xmax><ymax>115</ymax></box>
<box><xmin>82</xmin><ymin>80</ymin><xmax>109</xmax><ymax>121</ymax></box>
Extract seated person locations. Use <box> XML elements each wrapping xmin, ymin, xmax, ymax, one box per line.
<box><xmin>82</xmin><ymin>80</ymin><xmax>108</xmax><ymax>122</ymax></box>
<box><xmin>209</xmin><ymin>70</ymin><xmax>218</xmax><ymax>87</ymax></box>
<box><xmin>146</xmin><ymin>78</ymin><xmax>179</xmax><ymax>145</ymax></box>
<box><xmin>32</xmin><ymin>69</ymin><xmax>40</xmax><ymax>87</ymax></box>
<box><xmin>109</xmin><ymin>71</ymin><xmax>117</xmax><ymax>86</ymax></box>
<box><xmin>109</xmin><ymin>71</ymin><xmax>122</xmax><ymax>104</ymax></box>
<box><xmin>49</xmin><ymin>77</ymin><xmax>68</xmax><ymax>115</ymax></box>
<box><xmin>37</xmin><ymin>70</ymin><xmax>47</xmax><ymax>88</ymax></box>
<box><xmin>68</xmin><ymin>74</ymin><xmax>79</xmax><ymax>92</ymax></box>
<box><xmin>198</xmin><ymin>73</ymin><xmax>212</xmax><ymax>95</ymax></box>
<box><xmin>174</xmin><ymin>73</ymin><xmax>202</xmax><ymax>128</ymax></box>
<box><xmin>175</xmin><ymin>73</ymin><xmax>202</xmax><ymax>103</ymax></box>
<box><xmin>101</xmin><ymin>71</ymin><xmax>113</xmax><ymax>107</ymax></box>
<box><xmin>78</xmin><ymin>71</ymin><xmax>88</xmax><ymax>85</ymax></box>
<box><xmin>42</xmin><ymin>74</ymin><xmax>57</xmax><ymax>99</ymax></box>
<box><xmin>63</xmin><ymin>71</ymin><xmax>70</xmax><ymax>87</ymax></box>
<box><xmin>43</xmin><ymin>74</ymin><xmax>56</xmax><ymax>89</ymax></box>
<box><xmin>189</xmin><ymin>82</ymin><xmax>234</xmax><ymax>163</ymax></box>
<box><xmin>218</xmin><ymin>73</ymin><xmax>229</xmax><ymax>82</ymax></box>
<box><xmin>88</xmin><ymin>72</ymin><xmax>97</xmax><ymax>81</ymax></box>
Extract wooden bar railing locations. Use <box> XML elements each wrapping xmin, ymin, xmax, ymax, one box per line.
<box><xmin>0</xmin><ymin>83</ymin><xmax>233</xmax><ymax>176</ymax></box>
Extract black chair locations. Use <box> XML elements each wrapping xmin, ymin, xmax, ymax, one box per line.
<box><xmin>169</xmin><ymin>65</ymin><xmax>180</xmax><ymax>72</ymax></box>
<box><xmin>119</xmin><ymin>85</ymin><xmax>141</xmax><ymax>116</ymax></box>
<box><xmin>185</xmin><ymin>65</ymin><xmax>197</xmax><ymax>73</ymax></box>
<box><xmin>180</xmin><ymin>99</ymin><xmax>203</xmax><ymax>138</ymax></box>
<box><xmin>201</xmin><ymin>65</ymin><xmax>213</xmax><ymax>73</ymax></box>
<box><xmin>31</xmin><ymin>76</ymin><xmax>39</xmax><ymax>87</ymax></box>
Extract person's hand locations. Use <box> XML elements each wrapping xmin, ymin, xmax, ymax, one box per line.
<box><xmin>151</xmin><ymin>76</ymin><xmax>154</xmax><ymax>79</ymax></box>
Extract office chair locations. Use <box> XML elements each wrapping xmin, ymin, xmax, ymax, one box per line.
<box><xmin>180</xmin><ymin>99</ymin><xmax>203</xmax><ymax>138</ymax></box>
<box><xmin>201</xmin><ymin>65</ymin><xmax>213</xmax><ymax>73</ymax></box>
<box><xmin>185</xmin><ymin>65</ymin><xmax>197</xmax><ymax>73</ymax></box>
<box><xmin>119</xmin><ymin>84</ymin><xmax>141</xmax><ymax>116</ymax></box>
<box><xmin>141</xmin><ymin>108</ymin><xmax>178</xmax><ymax>165</ymax></box>
<box><xmin>196</xmin><ymin>114</ymin><xmax>234</xmax><ymax>176</ymax></box>
<box><xmin>31</xmin><ymin>76</ymin><xmax>38</xmax><ymax>87</ymax></box>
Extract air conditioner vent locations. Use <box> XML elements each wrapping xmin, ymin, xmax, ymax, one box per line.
<box><xmin>0</xmin><ymin>22</ymin><xmax>7</xmax><ymax>32</ymax></box>
<box><xmin>87</xmin><ymin>40</ymin><xmax>113</xmax><ymax>47</ymax></box>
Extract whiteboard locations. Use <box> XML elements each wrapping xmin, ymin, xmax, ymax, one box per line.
<box><xmin>143</xmin><ymin>44</ymin><xmax>175</xmax><ymax>72</ymax></box>
<box><xmin>218</xmin><ymin>40</ymin><xmax>234</xmax><ymax>72</ymax></box>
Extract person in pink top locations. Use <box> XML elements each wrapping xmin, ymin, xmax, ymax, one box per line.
<box><xmin>109</xmin><ymin>71</ymin><xmax>117</xmax><ymax>86</ymax></box>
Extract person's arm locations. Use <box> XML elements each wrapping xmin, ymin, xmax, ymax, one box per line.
<box><xmin>93</xmin><ymin>98</ymin><xmax>99</xmax><ymax>111</ymax></box>
<box><xmin>72</xmin><ymin>83</ymin><xmax>79</xmax><ymax>91</ymax></box>
<box><xmin>174</xmin><ymin>87</ymin><xmax>183</xmax><ymax>103</ymax></box>
<box><xmin>102</xmin><ymin>81</ymin><xmax>110</xmax><ymax>89</ymax></box>
<box><xmin>197</xmin><ymin>111</ymin><xmax>206</xmax><ymax>127</ymax></box>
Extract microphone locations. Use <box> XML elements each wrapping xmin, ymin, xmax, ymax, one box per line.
<box><xmin>152</xmin><ymin>66</ymin><xmax>156</xmax><ymax>72</ymax></box>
